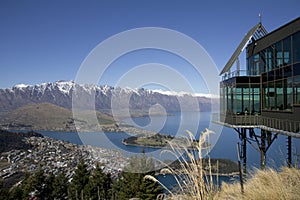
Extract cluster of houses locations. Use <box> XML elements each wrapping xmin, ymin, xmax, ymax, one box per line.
<box><xmin>0</xmin><ymin>136</ymin><xmax>128</xmax><ymax>180</ymax></box>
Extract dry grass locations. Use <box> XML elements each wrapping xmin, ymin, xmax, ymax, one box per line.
<box><xmin>217</xmin><ymin>167</ymin><xmax>300</xmax><ymax>200</ymax></box>
<box><xmin>144</xmin><ymin>129</ymin><xmax>300</xmax><ymax>200</ymax></box>
<box><xmin>145</xmin><ymin>129</ymin><xmax>218</xmax><ymax>200</ymax></box>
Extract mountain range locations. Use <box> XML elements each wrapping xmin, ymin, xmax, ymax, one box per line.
<box><xmin>0</xmin><ymin>80</ymin><xmax>218</xmax><ymax>115</ymax></box>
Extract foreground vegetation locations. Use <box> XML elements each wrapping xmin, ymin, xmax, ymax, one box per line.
<box><xmin>0</xmin><ymin>156</ymin><xmax>162</xmax><ymax>200</ymax></box>
<box><xmin>217</xmin><ymin>167</ymin><xmax>300</xmax><ymax>200</ymax></box>
<box><xmin>1</xmin><ymin>129</ymin><xmax>299</xmax><ymax>199</ymax></box>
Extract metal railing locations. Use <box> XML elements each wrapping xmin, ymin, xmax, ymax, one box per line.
<box><xmin>213</xmin><ymin>113</ymin><xmax>300</xmax><ymax>135</ymax></box>
<box><xmin>222</xmin><ymin>70</ymin><xmax>260</xmax><ymax>80</ymax></box>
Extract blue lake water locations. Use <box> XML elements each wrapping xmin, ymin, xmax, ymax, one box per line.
<box><xmin>38</xmin><ymin>112</ymin><xmax>300</xmax><ymax>170</ymax></box>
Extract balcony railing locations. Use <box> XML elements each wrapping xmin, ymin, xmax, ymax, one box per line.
<box><xmin>222</xmin><ymin>70</ymin><xmax>260</xmax><ymax>81</ymax></box>
<box><xmin>212</xmin><ymin>113</ymin><xmax>300</xmax><ymax>135</ymax></box>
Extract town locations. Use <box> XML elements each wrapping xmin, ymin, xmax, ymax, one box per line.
<box><xmin>0</xmin><ymin>135</ymin><xmax>128</xmax><ymax>183</ymax></box>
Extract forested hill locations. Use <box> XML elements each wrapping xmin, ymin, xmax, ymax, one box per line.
<box><xmin>0</xmin><ymin>130</ymin><xmax>43</xmax><ymax>153</ymax></box>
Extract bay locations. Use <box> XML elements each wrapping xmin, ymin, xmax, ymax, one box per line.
<box><xmin>39</xmin><ymin>111</ymin><xmax>300</xmax><ymax>170</ymax></box>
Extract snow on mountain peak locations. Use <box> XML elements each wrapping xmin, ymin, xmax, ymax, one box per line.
<box><xmin>13</xmin><ymin>83</ymin><xmax>30</xmax><ymax>89</ymax></box>
<box><xmin>8</xmin><ymin>81</ymin><xmax>218</xmax><ymax>99</ymax></box>
<box><xmin>152</xmin><ymin>89</ymin><xmax>219</xmax><ymax>98</ymax></box>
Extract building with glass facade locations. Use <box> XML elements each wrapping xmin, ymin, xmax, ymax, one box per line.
<box><xmin>218</xmin><ymin>17</ymin><xmax>300</xmax><ymax>176</ymax></box>
<box><xmin>220</xmin><ymin>17</ymin><xmax>300</xmax><ymax>134</ymax></box>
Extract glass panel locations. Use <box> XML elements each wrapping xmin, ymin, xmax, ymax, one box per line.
<box><xmin>227</xmin><ymin>86</ymin><xmax>232</xmax><ymax>112</ymax></box>
<box><xmin>268</xmin><ymin>82</ymin><xmax>275</xmax><ymax>110</ymax></box>
<box><xmin>247</xmin><ymin>56</ymin><xmax>254</xmax><ymax>75</ymax></box>
<box><xmin>283</xmin><ymin>66</ymin><xmax>292</xmax><ymax>78</ymax></box>
<box><xmin>294</xmin><ymin>76</ymin><xmax>300</xmax><ymax>105</ymax></box>
<box><xmin>286</xmin><ymin>78</ymin><xmax>293</xmax><ymax>111</ymax></box>
<box><xmin>268</xmin><ymin>70</ymin><xmax>275</xmax><ymax>81</ymax></box>
<box><xmin>276</xmin><ymin>80</ymin><xmax>283</xmax><ymax>110</ymax></box>
<box><xmin>275</xmin><ymin>41</ymin><xmax>283</xmax><ymax>68</ymax></box>
<box><xmin>260</xmin><ymin>49</ymin><xmax>267</xmax><ymax>73</ymax></box>
<box><xmin>266</xmin><ymin>46</ymin><xmax>274</xmax><ymax>71</ymax></box>
<box><xmin>234</xmin><ymin>94</ymin><xmax>243</xmax><ymax>114</ymax></box>
<box><xmin>294</xmin><ymin>63</ymin><xmax>300</xmax><ymax>76</ymax></box>
<box><xmin>283</xmin><ymin>36</ymin><xmax>291</xmax><ymax>66</ymax></box>
<box><xmin>243</xmin><ymin>92</ymin><xmax>250</xmax><ymax>114</ymax></box>
<box><xmin>275</xmin><ymin>68</ymin><xmax>282</xmax><ymax>80</ymax></box>
<box><xmin>262</xmin><ymin>83</ymin><xmax>268</xmax><ymax>110</ymax></box>
<box><xmin>262</xmin><ymin>72</ymin><xmax>268</xmax><ymax>82</ymax></box>
<box><xmin>253</xmin><ymin>94</ymin><xmax>260</xmax><ymax>114</ymax></box>
<box><xmin>293</xmin><ymin>31</ymin><xmax>300</xmax><ymax>63</ymax></box>
<box><xmin>254</xmin><ymin>54</ymin><xmax>260</xmax><ymax>75</ymax></box>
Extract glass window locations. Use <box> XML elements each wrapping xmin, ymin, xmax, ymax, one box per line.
<box><xmin>268</xmin><ymin>82</ymin><xmax>275</xmax><ymax>110</ymax></box>
<box><xmin>253</xmin><ymin>93</ymin><xmax>260</xmax><ymax>114</ymax></box>
<box><xmin>293</xmin><ymin>31</ymin><xmax>300</xmax><ymax>63</ymax></box>
<box><xmin>294</xmin><ymin>76</ymin><xmax>300</xmax><ymax>105</ymax></box>
<box><xmin>262</xmin><ymin>72</ymin><xmax>268</xmax><ymax>83</ymax></box>
<box><xmin>227</xmin><ymin>86</ymin><xmax>232</xmax><ymax>112</ymax></box>
<box><xmin>262</xmin><ymin>83</ymin><xmax>268</xmax><ymax>110</ymax></box>
<box><xmin>247</xmin><ymin>56</ymin><xmax>254</xmax><ymax>75</ymax></box>
<box><xmin>294</xmin><ymin>63</ymin><xmax>300</xmax><ymax>76</ymax></box>
<box><xmin>283</xmin><ymin>66</ymin><xmax>292</xmax><ymax>78</ymax></box>
<box><xmin>275</xmin><ymin>41</ymin><xmax>283</xmax><ymax>68</ymax></box>
<box><xmin>233</xmin><ymin>93</ymin><xmax>242</xmax><ymax>114</ymax></box>
<box><xmin>266</xmin><ymin>46</ymin><xmax>274</xmax><ymax>72</ymax></box>
<box><xmin>285</xmin><ymin>78</ymin><xmax>293</xmax><ymax>111</ymax></box>
<box><xmin>254</xmin><ymin>54</ymin><xmax>260</xmax><ymax>75</ymax></box>
<box><xmin>243</xmin><ymin>92</ymin><xmax>250</xmax><ymax>114</ymax></box>
<box><xmin>260</xmin><ymin>49</ymin><xmax>267</xmax><ymax>73</ymax></box>
<box><xmin>283</xmin><ymin>36</ymin><xmax>291</xmax><ymax>66</ymax></box>
<box><xmin>275</xmin><ymin>68</ymin><xmax>282</xmax><ymax>80</ymax></box>
<box><xmin>268</xmin><ymin>70</ymin><xmax>275</xmax><ymax>82</ymax></box>
<box><xmin>276</xmin><ymin>80</ymin><xmax>283</xmax><ymax>110</ymax></box>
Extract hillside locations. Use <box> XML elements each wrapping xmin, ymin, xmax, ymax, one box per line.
<box><xmin>0</xmin><ymin>103</ymin><xmax>117</xmax><ymax>132</ymax></box>
<box><xmin>0</xmin><ymin>129</ymin><xmax>43</xmax><ymax>153</ymax></box>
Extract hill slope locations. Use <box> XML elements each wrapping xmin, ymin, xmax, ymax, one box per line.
<box><xmin>0</xmin><ymin>103</ymin><xmax>117</xmax><ymax>132</ymax></box>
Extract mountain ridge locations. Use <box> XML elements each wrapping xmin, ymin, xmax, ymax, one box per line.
<box><xmin>0</xmin><ymin>80</ymin><xmax>218</xmax><ymax>114</ymax></box>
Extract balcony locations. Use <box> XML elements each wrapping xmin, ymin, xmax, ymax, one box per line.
<box><xmin>212</xmin><ymin>113</ymin><xmax>300</xmax><ymax>137</ymax></box>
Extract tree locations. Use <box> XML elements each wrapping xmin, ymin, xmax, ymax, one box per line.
<box><xmin>52</xmin><ymin>172</ymin><xmax>68</xmax><ymax>200</ymax></box>
<box><xmin>85</xmin><ymin>163</ymin><xmax>112</xmax><ymax>200</ymax></box>
<box><xmin>44</xmin><ymin>172</ymin><xmax>55</xmax><ymax>199</ymax></box>
<box><xmin>0</xmin><ymin>178</ymin><xmax>8</xmax><ymax>200</ymax></box>
<box><xmin>68</xmin><ymin>160</ymin><xmax>90</xmax><ymax>199</ymax></box>
<box><xmin>8</xmin><ymin>185</ymin><xmax>23</xmax><ymax>200</ymax></box>
<box><xmin>20</xmin><ymin>168</ymin><xmax>48</xmax><ymax>199</ymax></box>
<box><xmin>117</xmin><ymin>153</ymin><xmax>162</xmax><ymax>200</ymax></box>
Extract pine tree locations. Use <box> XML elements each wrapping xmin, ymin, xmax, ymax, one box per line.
<box><xmin>0</xmin><ymin>178</ymin><xmax>8</xmax><ymax>200</ymax></box>
<box><xmin>117</xmin><ymin>153</ymin><xmax>162</xmax><ymax>199</ymax></box>
<box><xmin>85</xmin><ymin>163</ymin><xmax>112</xmax><ymax>200</ymax></box>
<box><xmin>44</xmin><ymin>172</ymin><xmax>55</xmax><ymax>199</ymax></box>
<box><xmin>52</xmin><ymin>172</ymin><xmax>68</xmax><ymax>200</ymax></box>
<box><xmin>68</xmin><ymin>160</ymin><xmax>90</xmax><ymax>199</ymax></box>
<box><xmin>8</xmin><ymin>185</ymin><xmax>23</xmax><ymax>200</ymax></box>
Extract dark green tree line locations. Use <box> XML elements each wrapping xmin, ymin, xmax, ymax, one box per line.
<box><xmin>4</xmin><ymin>156</ymin><xmax>163</xmax><ymax>200</ymax></box>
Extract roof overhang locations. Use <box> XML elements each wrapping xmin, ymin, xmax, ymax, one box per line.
<box><xmin>219</xmin><ymin>22</ymin><xmax>268</xmax><ymax>76</ymax></box>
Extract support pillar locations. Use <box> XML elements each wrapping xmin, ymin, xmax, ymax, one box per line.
<box><xmin>241</xmin><ymin>128</ymin><xmax>247</xmax><ymax>181</ymax></box>
<box><xmin>287</xmin><ymin>136</ymin><xmax>292</xmax><ymax>167</ymax></box>
<box><xmin>260</xmin><ymin>130</ymin><xmax>266</xmax><ymax>170</ymax></box>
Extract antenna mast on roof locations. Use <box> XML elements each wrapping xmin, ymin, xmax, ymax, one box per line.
<box><xmin>259</xmin><ymin>13</ymin><xmax>262</xmax><ymax>24</ymax></box>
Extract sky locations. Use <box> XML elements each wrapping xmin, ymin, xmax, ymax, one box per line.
<box><xmin>0</xmin><ymin>0</ymin><xmax>299</xmax><ymax>93</ymax></box>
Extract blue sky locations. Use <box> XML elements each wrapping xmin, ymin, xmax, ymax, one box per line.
<box><xmin>0</xmin><ymin>0</ymin><xmax>299</xmax><ymax>93</ymax></box>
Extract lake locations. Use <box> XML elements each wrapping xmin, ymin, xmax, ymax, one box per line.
<box><xmin>38</xmin><ymin>111</ymin><xmax>300</xmax><ymax>170</ymax></box>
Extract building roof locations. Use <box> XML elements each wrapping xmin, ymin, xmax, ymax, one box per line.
<box><xmin>219</xmin><ymin>22</ymin><xmax>267</xmax><ymax>76</ymax></box>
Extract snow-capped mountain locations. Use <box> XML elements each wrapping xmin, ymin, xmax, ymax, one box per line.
<box><xmin>0</xmin><ymin>81</ymin><xmax>217</xmax><ymax>114</ymax></box>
